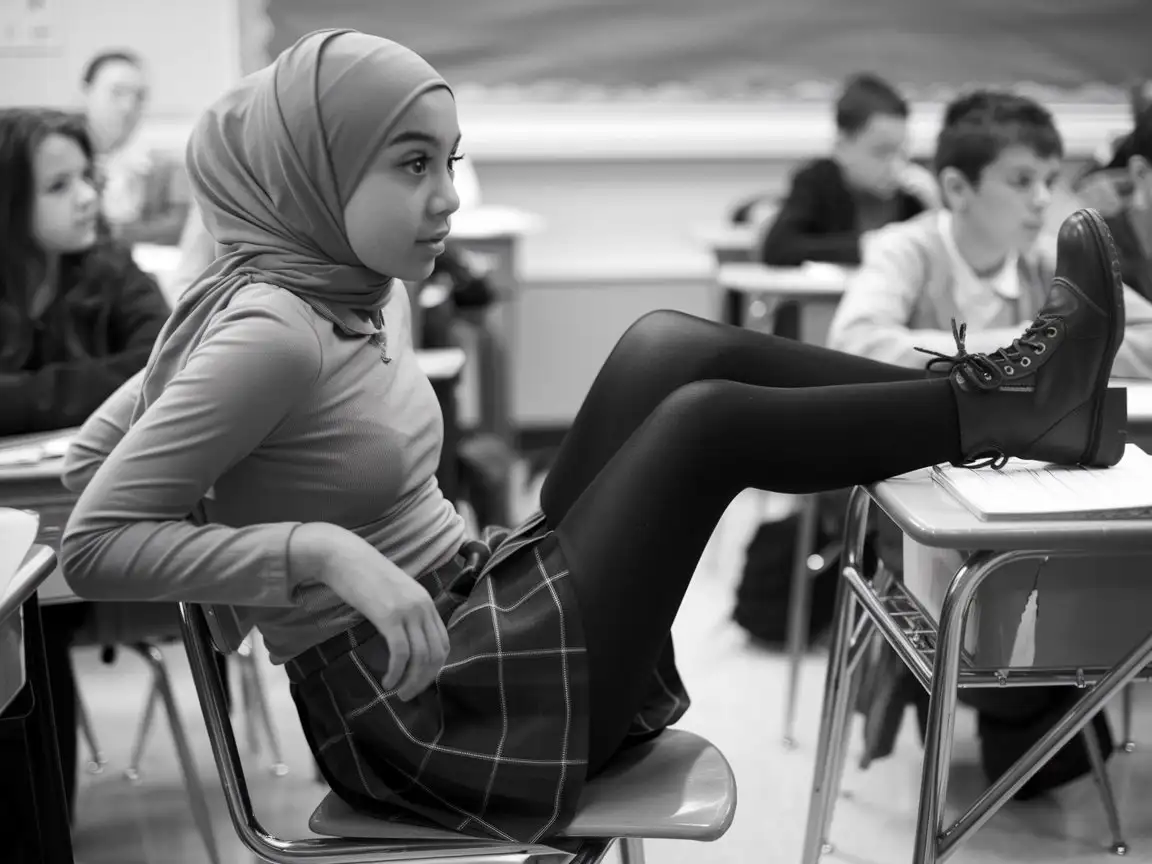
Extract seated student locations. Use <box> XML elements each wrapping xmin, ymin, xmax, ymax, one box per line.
<box><xmin>1073</xmin><ymin>104</ymin><xmax>1152</xmax><ymax>301</ymax></box>
<box><xmin>829</xmin><ymin>90</ymin><xmax>1152</xmax><ymax>798</ymax></box>
<box><xmin>757</xmin><ymin>73</ymin><xmax>939</xmax><ymax>268</ymax></box>
<box><xmin>830</xmin><ymin>91</ymin><xmax>1152</xmax><ymax>377</ymax></box>
<box><xmin>59</xmin><ymin>29</ymin><xmax>1127</xmax><ymax>842</ymax></box>
<box><xmin>82</xmin><ymin>49</ymin><xmax>189</xmax><ymax>246</ymax></box>
<box><xmin>0</xmin><ymin>107</ymin><xmax>169</xmax><ymax>827</ymax></box>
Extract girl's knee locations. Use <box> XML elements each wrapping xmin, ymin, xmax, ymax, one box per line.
<box><xmin>618</xmin><ymin>310</ymin><xmax>710</xmax><ymax>357</ymax></box>
<box><xmin>656</xmin><ymin>379</ymin><xmax>735</xmax><ymax>427</ymax></box>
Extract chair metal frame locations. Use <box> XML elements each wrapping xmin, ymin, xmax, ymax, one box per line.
<box><xmin>178</xmin><ymin>602</ymin><xmax>678</xmax><ymax>864</ymax></box>
<box><xmin>802</xmin><ymin>486</ymin><xmax>1151</xmax><ymax>864</ymax></box>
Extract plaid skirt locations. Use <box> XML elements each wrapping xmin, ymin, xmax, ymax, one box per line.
<box><xmin>286</xmin><ymin>511</ymin><xmax>691</xmax><ymax>844</ymax></box>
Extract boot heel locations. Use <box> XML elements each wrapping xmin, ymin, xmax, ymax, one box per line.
<box><xmin>1087</xmin><ymin>387</ymin><xmax>1128</xmax><ymax>467</ymax></box>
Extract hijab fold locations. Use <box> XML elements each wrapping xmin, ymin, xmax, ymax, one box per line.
<box><xmin>131</xmin><ymin>28</ymin><xmax>449</xmax><ymax>424</ymax></box>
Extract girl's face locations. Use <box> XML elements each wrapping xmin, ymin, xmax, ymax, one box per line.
<box><xmin>343</xmin><ymin>88</ymin><xmax>462</xmax><ymax>282</ymax></box>
<box><xmin>32</xmin><ymin>133</ymin><xmax>99</xmax><ymax>254</ymax></box>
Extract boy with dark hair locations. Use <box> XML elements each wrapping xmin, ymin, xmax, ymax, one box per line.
<box><xmin>758</xmin><ymin>72</ymin><xmax>937</xmax><ymax>267</ymax></box>
<box><xmin>1076</xmin><ymin>103</ymin><xmax>1152</xmax><ymax>299</ymax></box>
<box><xmin>831</xmin><ymin>90</ymin><xmax>1152</xmax><ymax>376</ymax></box>
<box><xmin>831</xmin><ymin>89</ymin><xmax>1152</xmax><ymax>799</ymax></box>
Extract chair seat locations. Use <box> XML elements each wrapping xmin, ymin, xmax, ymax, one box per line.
<box><xmin>309</xmin><ymin>728</ymin><xmax>736</xmax><ymax>844</ymax></box>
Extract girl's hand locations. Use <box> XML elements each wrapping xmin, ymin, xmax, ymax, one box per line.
<box><xmin>290</xmin><ymin>523</ymin><xmax>450</xmax><ymax>701</ymax></box>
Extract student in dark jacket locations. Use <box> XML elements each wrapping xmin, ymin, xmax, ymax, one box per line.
<box><xmin>1074</xmin><ymin>104</ymin><xmax>1152</xmax><ymax>301</ymax></box>
<box><xmin>758</xmin><ymin>73</ymin><xmax>938</xmax><ymax>267</ymax></box>
<box><xmin>0</xmin><ymin>107</ymin><xmax>169</xmax><ymax>819</ymax></box>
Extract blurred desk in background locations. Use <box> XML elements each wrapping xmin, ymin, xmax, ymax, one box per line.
<box><xmin>1119</xmin><ymin>379</ymin><xmax>1152</xmax><ymax>452</ymax></box>
<box><xmin>694</xmin><ymin>222</ymin><xmax>760</xmax><ymax>266</ymax></box>
<box><xmin>715</xmin><ymin>261</ymin><xmax>850</xmax><ymax>342</ymax></box>
<box><xmin>0</xmin><ymin>540</ymin><xmax>73</xmax><ymax>863</ymax></box>
<box><xmin>445</xmin><ymin>206</ymin><xmax>543</xmax><ymax>525</ymax></box>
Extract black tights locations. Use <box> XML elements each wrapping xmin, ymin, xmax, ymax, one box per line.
<box><xmin>540</xmin><ymin>311</ymin><xmax>962</xmax><ymax>774</ymax></box>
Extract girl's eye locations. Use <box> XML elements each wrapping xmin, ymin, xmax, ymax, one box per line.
<box><xmin>408</xmin><ymin>157</ymin><xmax>428</xmax><ymax>175</ymax></box>
<box><xmin>448</xmin><ymin>154</ymin><xmax>465</xmax><ymax>173</ymax></box>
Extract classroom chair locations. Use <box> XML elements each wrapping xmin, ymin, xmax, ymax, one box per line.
<box><xmin>125</xmin><ymin>632</ymin><xmax>288</xmax><ymax>780</ymax></box>
<box><xmin>75</xmin><ymin>602</ymin><xmax>223</xmax><ymax>864</ymax></box>
<box><xmin>179</xmin><ymin>602</ymin><xmax>738</xmax><ymax>864</ymax></box>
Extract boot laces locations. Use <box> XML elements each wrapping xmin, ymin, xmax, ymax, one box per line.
<box><xmin>914</xmin><ymin>315</ymin><xmax>1060</xmax><ymax>471</ymax></box>
<box><xmin>915</xmin><ymin>314</ymin><xmax>1059</xmax><ymax>392</ymax></box>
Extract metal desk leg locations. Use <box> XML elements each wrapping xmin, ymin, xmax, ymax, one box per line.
<box><xmin>1122</xmin><ymin>685</ymin><xmax>1136</xmax><ymax>752</ymax></box>
<box><xmin>801</xmin><ymin>486</ymin><xmax>870</xmax><ymax>863</ymax></box>
<box><xmin>783</xmin><ymin>494</ymin><xmax>821</xmax><ymax>748</ymax></box>
<box><xmin>1083</xmin><ymin>724</ymin><xmax>1128</xmax><ymax>855</ymax></box>
<box><xmin>913</xmin><ymin>550</ymin><xmax>1015</xmax><ymax>864</ymax></box>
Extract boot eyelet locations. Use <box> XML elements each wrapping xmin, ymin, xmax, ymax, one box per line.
<box><xmin>1004</xmin><ymin>366</ymin><xmax>1015</xmax><ymax>375</ymax></box>
<box><xmin>1046</xmin><ymin>327</ymin><xmax>1058</xmax><ymax>338</ymax></box>
<box><xmin>1020</xmin><ymin>357</ymin><xmax>1031</xmax><ymax>367</ymax></box>
<box><xmin>1034</xmin><ymin>344</ymin><xmax>1046</xmax><ymax>355</ymax></box>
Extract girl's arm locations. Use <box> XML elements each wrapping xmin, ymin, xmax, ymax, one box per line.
<box><xmin>61</xmin><ymin>296</ymin><xmax>322</xmax><ymax>606</ymax></box>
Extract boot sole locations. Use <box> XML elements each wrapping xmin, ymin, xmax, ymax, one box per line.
<box><xmin>1079</xmin><ymin>209</ymin><xmax>1127</xmax><ymax>466</ymax></box>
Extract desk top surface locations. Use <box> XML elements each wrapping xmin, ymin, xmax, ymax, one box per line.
<box><xmin>0</xmin><ymin>545</ymin><xmax>56</xmax><ymax>624</ymax></box>
<box><xmin>716</xmin><ymin>261</ymin><xmax>851</xmax><ymax>295</ymax></box>
<box><xmin>694</xmin><ymin>223</ymin><xmax>760</xmax><ymax>251</ymax></box>
<box><xmin>871</xmin><ymin>462</ymin><xmax>1152</xmax><ymax>552</ymax></box>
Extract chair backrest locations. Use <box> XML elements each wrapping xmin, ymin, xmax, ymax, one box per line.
<box><xmin>176</xmin><ymin>603</ymin><xmax>533</xmax><ymax>864</ymax></box>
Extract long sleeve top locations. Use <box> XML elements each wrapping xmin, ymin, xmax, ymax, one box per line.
<box><xmin>61</xmin><ymin>282</ymin><xmax>465</xmax><ymax>663</ymax></box>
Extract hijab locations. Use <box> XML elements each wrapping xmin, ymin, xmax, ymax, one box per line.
<box><xmin>130</xmin><ymin>28</ymin><xmax>450</xmax><ymax>424</ymax></box>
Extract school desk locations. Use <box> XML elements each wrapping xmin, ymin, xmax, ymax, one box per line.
<box><xmin>802</xmin><ymin>466</ymin><xmax>1152</xmax><ymax>864</ymax></box>
<box><xmin>0</xmin><ymin>542</ymin><xmax>74</xmax><ymax>863</ymax></box>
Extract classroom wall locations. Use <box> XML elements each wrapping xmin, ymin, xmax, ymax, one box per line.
<box><xmin>0</xmin><ymin>4</ymin><xmax>1128</xmax><ymax>429</ymax></box>
<box><xmin>0</xmin><ymin>0</ymin><xmax>241</xmax><ymax>119</ymax></box>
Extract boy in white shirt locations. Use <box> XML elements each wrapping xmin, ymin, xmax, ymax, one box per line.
<box><xmin>832</xmin><ymin>90</ymin><xmax>1146</xmax><ymax>798</ymax></box>
<box><xmin>830</xmin><ymin>91</ymin><xmax>1152</xmax><ymax>378</ymax></box>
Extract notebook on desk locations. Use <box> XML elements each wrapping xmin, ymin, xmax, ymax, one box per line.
<box><xmin>932</xmin><ymin>444</ymin><xmax>1152</xmax><ymax>521</ymax></box>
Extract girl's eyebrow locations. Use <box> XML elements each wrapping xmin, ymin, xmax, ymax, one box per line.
<box><xmin>388</xmin><ymin>131</ymin><xmax>463</xmax><ymax>150</ymax></box>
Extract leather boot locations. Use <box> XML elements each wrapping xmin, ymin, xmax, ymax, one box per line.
<box><xmin>920</xmin><ymin>209</ymin><xmax>1127</xmax><ymax>468</ymax></box>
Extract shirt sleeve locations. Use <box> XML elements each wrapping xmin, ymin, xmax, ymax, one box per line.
<box><xmin>828</xmin><ymin>227</ymin><xmax>950</xmax><ymax>366</ymax></box>
<box><xmin>61</xmin><ymin>295</ymin><xmax>324</xmax><ymax>606</ymax></box>
<box><xmin>61</xmin><ymin>370</ymin><xmax>142</xmax><ymax>494</ymax></box>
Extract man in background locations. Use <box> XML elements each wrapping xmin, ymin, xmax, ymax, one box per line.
<box><xmin>82</xmin><ymin>49</ymin><xmax>188</xmax><ymax>245</ymax></box>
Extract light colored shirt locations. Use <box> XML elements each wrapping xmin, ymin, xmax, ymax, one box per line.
<box><xmin>61</xmin><ymin>281</ymin><xmax>465</xmax><ymax>663</ymax></box>
<box><xmin>936</xmin><ymin>210</ymin><xmax>1023</xmax><ymax>331</ymax></box>
<box><xmin>829</xmin><ymin>211</ymin><xmax>1152</xmax><ymax>378</ymax></box>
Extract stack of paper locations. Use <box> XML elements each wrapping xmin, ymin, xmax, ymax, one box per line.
<box><xmin>933</xmin><ymin>444</ymin><xmax>1152</xmax><ymax>520</ymax></box>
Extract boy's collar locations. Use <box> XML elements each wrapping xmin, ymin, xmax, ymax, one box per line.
<box><xmin>938</xmin><ymin>210</ymin><xmax>1021</xmax><ymax>298</ymax></box>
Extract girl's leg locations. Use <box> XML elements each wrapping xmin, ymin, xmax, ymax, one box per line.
<box><xmin>541</xmin><ymin>310</ymin><xmax>924</xmax><ymax>523</ymax></box>
<box><xmin>558</xmin><ymin>376</ymin><xmax>961</xmax><ymax>773</ymax></box>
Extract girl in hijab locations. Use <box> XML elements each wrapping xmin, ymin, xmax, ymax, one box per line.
<box><xmin>61</xmin><ymin>29</ymin><xmax>1127</xmax><ymax>843</ymax></box>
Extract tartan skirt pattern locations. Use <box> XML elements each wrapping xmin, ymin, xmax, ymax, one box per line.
<box><xmin>286</xmin><ymin>511</ymin><xmax>691</xmax><ymax>844</ymax></box>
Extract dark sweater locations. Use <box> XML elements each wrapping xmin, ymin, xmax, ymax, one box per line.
<box><xmin>758</xmin><ymin>157</ymin><xmax>925</xmax><ymax>267</ymax></box>
<box><xmin>1</xmin><ymin>243</ymin><xmax>170</xmax><ymax>436</ymax></box>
